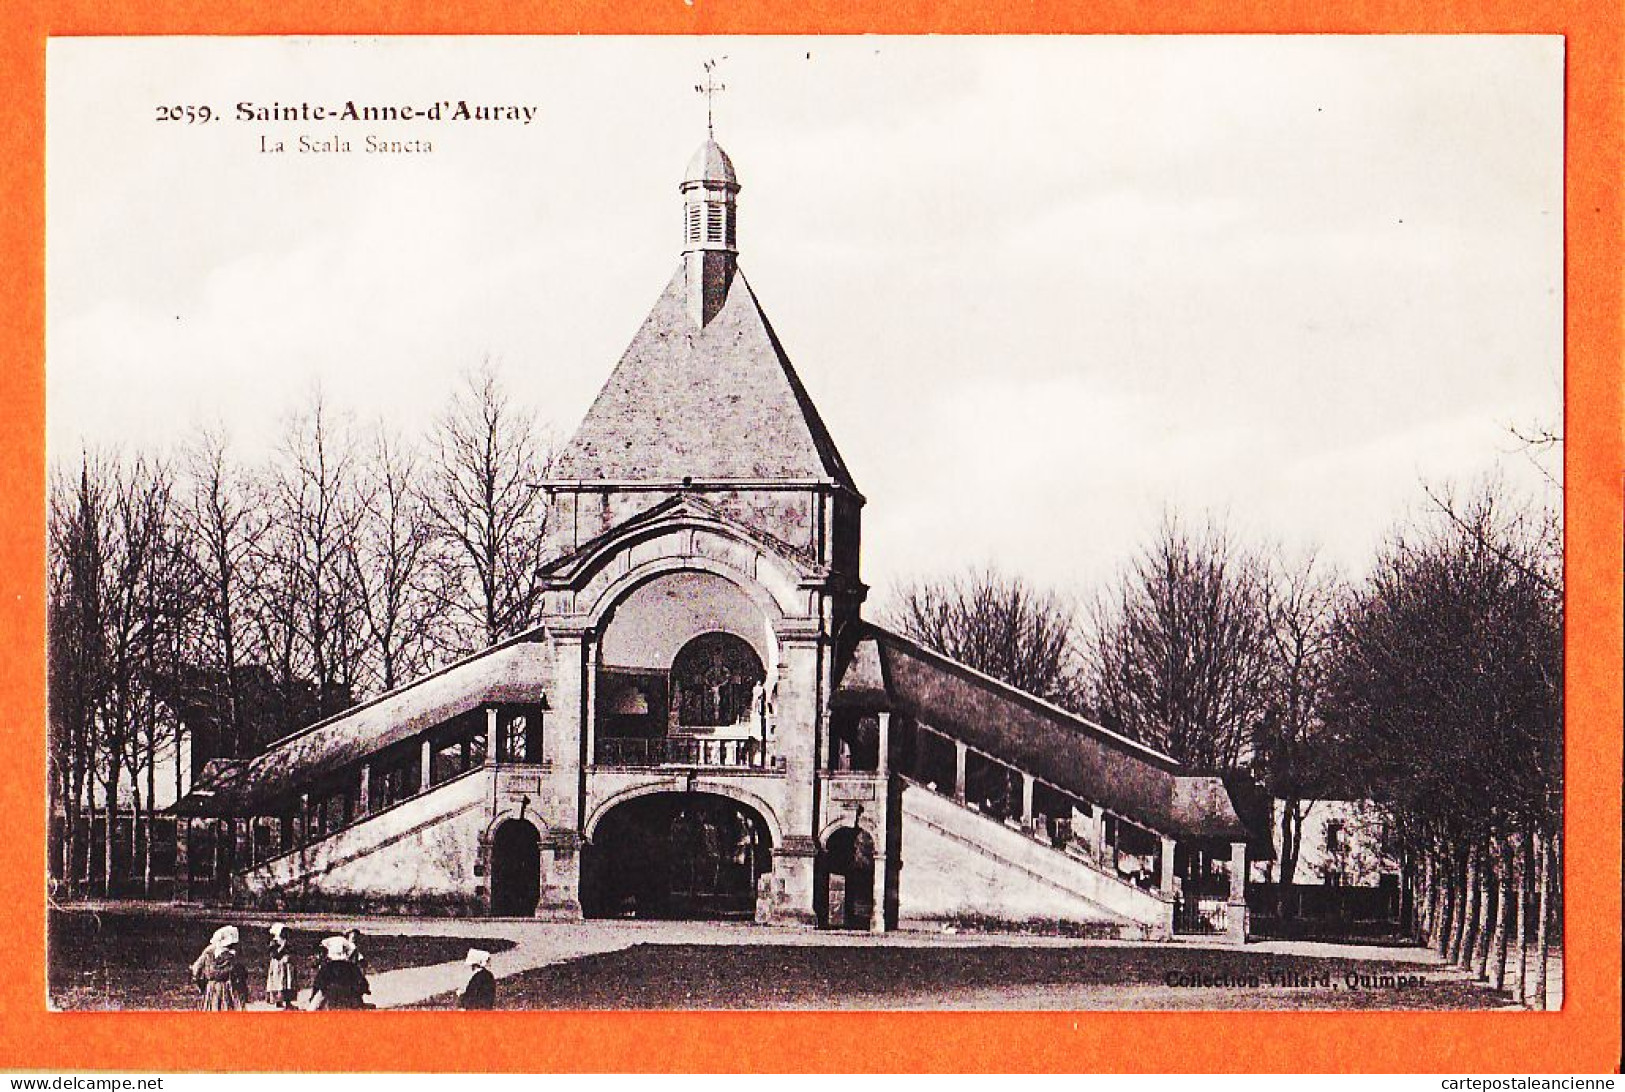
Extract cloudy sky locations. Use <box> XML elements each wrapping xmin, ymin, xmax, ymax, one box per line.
<box><xmin>47</xmin><ymin>36</ymin><xmax>1563</xmax><ymax>601</ymax></box>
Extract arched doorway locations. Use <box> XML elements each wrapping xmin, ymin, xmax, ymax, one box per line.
<box><xmin>490</xmin><ymin>819</ymin><xmax>541</xmax><ymax>917</ymax></box>
<box><xmin>817</xmin><ymin>824</ymin><xmax>876</xmax><ymax>929</ymax></box>
<box><xmin>670</xmin><ymin>632</ymin><xmax>765</xmax><ymax>729</ymax></box>
<box><xmin>582</xmin><ymin>792</ymin><xmax>773</xmax><ymax>919</ymax></box>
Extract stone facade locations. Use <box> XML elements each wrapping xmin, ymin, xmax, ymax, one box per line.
<box><xmin>174</xmin><ymin>136</ymin><xmax>1263</xmax><ymax>940</ymax></box>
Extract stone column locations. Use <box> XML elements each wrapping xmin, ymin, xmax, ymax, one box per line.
<box><xmin>872</xmin><ymin>714</ymin><xmax>892</xmax><ymax>934</ymax></box>
<box><xmin>358</xmin><ymin>764</ymin><xmax>372</xmax><ymax>815</ymax></box>
<box><xmin>953</xmin><ymin>741</ymin><xmax>968</xmax><ymax>804</ymax></box>
<box><xmin>770</xmin><ymin>632</ymin><xmax>823</xmax><ymax>925</ymax></box>
<box><xmin>1021</xmin><ymin>773</ymin><xmax>1035</xmax><ymax>828</ymax></box>
<box><xmin>1159</xmin><ymin>835</ymin><xmax>1177</xmax><ymax>897</ymax></box>
<box><xmin>173</xmin><ymin>817</ymin><xmax>191</xmax><ymax>902</ymax></box>
<box><xmin>869</xmin><ymin>846</ymin><xmax>888</xmax><ymax>935</ymax></box>
<box><xmin>213</xmin><ymin>819</ymin><xmax>229</xmax><ymax>890</ymax></box>
<box><xmin>536</xmin><ymin>831</ymin><xmax>584</xmax><ymax>920</ymax></box>
<box><xmin>582</xmin><ymin>638</ymin><xmax>599</xmax><ymax>769</ymax></box>
<box><xmin>772</xmin><ymin>837</ymin><xmax>820</xmax><ymax>927</ymax></box>
<box><xmin>486</xmin><ymin>706</ymin><xmax>501</xmax><ymax>763</ymax></box>
<box><xmin>1227</xmin><ymin>840</ymin><xmax>1250</xmax><ymax>944</ymax></box>
<box><xmin>545</xmin><ymin>628</ymin><xmax>588</xmax><ymax>842</ymax></box>
<box><xmin>420</xmin><ymin>738</ymin><xmax>433</xmax><ymax>791</ymax></box>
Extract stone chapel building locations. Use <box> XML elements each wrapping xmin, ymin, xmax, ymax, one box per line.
<box><xmin>175</xmin><ymin>136</ymin><xmax>1266</xmax><ymax>941</ymax></box>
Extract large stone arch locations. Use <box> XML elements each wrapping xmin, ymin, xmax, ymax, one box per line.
<box><xmin>583</xmin><ymin>779</ymin><xmax>785</xmax><ymax>848</ymax></box>
<box><xmin>572</xmin><ymin>521</ymin><xmax>806</xmax><ymax>625</ymax></box>
<box><xmin>579</xmin><ymin>784</ymin><xmax>780</xmax><ymax>921</ymax></box>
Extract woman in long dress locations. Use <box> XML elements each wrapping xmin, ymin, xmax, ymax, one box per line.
<box><xmin>265</xmin><ymin>923</ymin><xmax>298</xmax><ymax>1009</ymax></box>
<box><xmin>457</xmin><ymin>949</ymin><xmax>496</xmax><ymax>1010</ymax></box>
<box><xmin>309</xmin><ymin>936</ymin><xmax>369</xmax><ymax>1010</ymax></box>
<box><xmin>189</xmin><ymin>925</ymin><xmax>249</xmax><ymax>1011</ymax></box>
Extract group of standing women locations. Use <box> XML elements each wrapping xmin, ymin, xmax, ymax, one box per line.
<box><xmin>188</xmin><ymin>924</ymin><xmax>372</xmax><ymax>1010</ymax></box>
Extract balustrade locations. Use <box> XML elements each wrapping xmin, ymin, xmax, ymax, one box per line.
<box><xmin>594</xmin><ymin>736</ymin><xmax>769</xmax><ymax>769</ymax></box>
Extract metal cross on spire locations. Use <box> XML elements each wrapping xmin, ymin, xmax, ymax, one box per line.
<box><xmin>695</xmin><ymin>58</ymin><xmax>727</xmax><ymax>137</ymax></box>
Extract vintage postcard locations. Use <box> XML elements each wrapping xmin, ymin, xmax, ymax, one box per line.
<box><xmin>13</xmin><ymin>25</ymin><xmax>1620</xmax><ymax>1073</ymax></box>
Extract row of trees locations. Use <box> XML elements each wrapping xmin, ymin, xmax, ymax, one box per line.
<box><xmin>47</xmin><ymin>366</ymin><xmax>554</xmax><ymax>895</ymax></box>
<box><xmin>886</xmin><ymin>482</ymin><xmax>1561</xmax><ymax>1007</ymax></box>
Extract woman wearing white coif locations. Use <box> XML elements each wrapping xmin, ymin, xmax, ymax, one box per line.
<box><xmin>309</xmin><ymin>936</ymin><xmax>369</xmax><ymax>1009</ymax></box>
<box><xmin>189</xmin><ymin>925</ymin><xmax>249</xmax><ymax>1011</ymax></box>
<box><xmin>265</xmin><ymin>923</ymin><xmax>298</xmax><ymax>1009</ymax></box>
<box><xmin>458</xmin><ymin>949</ymin><xmax>496</xmax><ymax>1009</ymax></box>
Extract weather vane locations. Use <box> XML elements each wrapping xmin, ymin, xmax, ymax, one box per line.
<box><xmin>695</xmin><ymin>57</ymin><xmax>727</xmax><ymax>137</ymax></box>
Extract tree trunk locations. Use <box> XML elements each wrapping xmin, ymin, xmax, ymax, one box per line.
<box><xmin>1471</xmin><ymin>839</ymin><xmax>1495</xmax><ymax>979</ymax></box>
<box><xmin>1415</xmin><ymin>852</ymin><xmax>1432</xmax><ymax>944</ymax></box>
<box><xmin>1398</xmin><ymin>848</ymin><xmax>1414</xmax><ymax>939</ymax></box>
<box><xmin>143</xmin><ymin>742</ymin><xmax>156</xmax><ymax>894</ymax></box>
<box><xmin>82</xmin><ymin>779</ymin><xmax>98</xmax><ymax>891</ymax></box>
<box><xmin>102</xmin><ymin>766</ymin><xmax>119</xmax><ymax>896</ymax></box>
<box><xmin>1512</xmin><ymin>831</ymin><xmax>1532</xmax><ymax>1006</ymax></box>
<box><xmin>1457</xmin><ymin>845</ymin><xmax>1478</xmax><ymax>971</ymax></box>
<box><xmin>1428</xmin><ymin>852</ymin><xmax>1447</xmax><ymax>948</ymax></box>
<box><xmin>128</xmin><ymin>779</ymin><xmax>142</xmax><ymax>898</ymax></box>
<box><xmin>1475</xmin><ymin>845</ymin><xmax>1495</xmax><ymax>981</ymax></box>
<box><xmin>1449</xmin><ymin>846</ymin><xmax>1473</xmax><ymax>965</ymax></box>
<box><xmin>1533</xmin><ymin>828</ymin><xmax>1553</xmax><ymax>1010</ymax></box>
<box><xmin>1488</xmin><ymin>835</ymin><xmax>1514</xmax><ymax>990</ymax></box>
<box><xmin>1436</xmin><ymin>857</ymin><xmax>1457</xmax><ymax>958</ymax></box>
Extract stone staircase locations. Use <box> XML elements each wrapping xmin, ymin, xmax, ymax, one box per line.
<box><xmin>897</xmin><ymin>777</ymin><xmax>1173</xmax><ymax>938</ymax></box>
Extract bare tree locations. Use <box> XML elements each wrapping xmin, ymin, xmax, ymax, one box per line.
<box><xmin>1251</xmin><ymin>552</ymin><xmax>1342</xmax><ymax>908</ymax></box>
<box><xmin>425</xmin><ymin>364</ymin><xmax>552</xmax><ymax>653</ymax></box>
<box><xmin>179</xmin><ymin>429</ymin><xmax>261</xmax><ymax>757</ymax></box>
<box><xmin>1323</xmin><ymin>484</ymin><xmax>1560</xmax><ymax>1004</ymax></box>
<box><xmin>47</xmin><ymin>457</ymin><xmax>109</xmax><ymax>893</ymax></box>
<box><xmin>1084</xmin><ymin>515</ymin><xmax>1273</xmax><ymax>768</ymax></box>
<box><xmin>261</xmin><ymin>390</ymin><xmax>367</xmax><ymax>723</ymax></box>
<box><xmin>885</xmin><ymin>567</ymin><xmax>1085</xmax><ymax>710</ymax></box>
<box><xmin>353</xmin><ymin>428</ymin><xmax>445</xmax><ymax>691</ymax></box>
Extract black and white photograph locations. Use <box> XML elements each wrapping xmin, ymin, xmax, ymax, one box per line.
<box><xmin>45</xmin><ymin>35</ymin><xmax>1564</xmax><ymax>1012</ymax></box>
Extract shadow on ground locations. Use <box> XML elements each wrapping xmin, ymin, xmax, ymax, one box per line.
<box><xmin>408</xmin><ymin>942</ymin><xmax>1510</xmax><ymax>1011</ymax></box>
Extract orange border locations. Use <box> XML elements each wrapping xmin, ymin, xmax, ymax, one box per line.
<box><xmin>2</xmin><ymin>2</ymin><xmax>1619</xmax><ymax>1075</ymax></box>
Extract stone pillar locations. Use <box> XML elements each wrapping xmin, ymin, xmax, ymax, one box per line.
<box><xmin>869</xmin><ymin>848</ymin><xmax>888</xmax><ymax>935</ymax></box>
<box><xmin>486</xmin><ymin>706</ymin><xmax>500</xmax><ymax>764</ymax></box>
<box><xmin>173</xmin><ymin>817</ymin><xmax>191</xmax><ymax>902</ymax></box>
<box><xmin>770</xmin><ymin>632</ymin><xmax>823</xmax><ymax>925</ymax></box>
<box><xmin>953</xmin><ymin>741</ymin><xmax>968</xmax><ymax>803</ymax></box>
<box><xmin>1227</xmin><ymin>840</ymin><xmax>1250</xmax><ymax>944</ymax></box>
<box><xmin>358</xmin><ymin>764</ymin><xmax>372</xmax><ymax>815</ymax></box>
<box><xmin>583</xmin><ymin>638</ymin><xmax>599</xmax><ymax>769</ymax></box>
<box><xmin>1021</xmin><ymin>773</ymin><xmax>1035</xmax><ymax>827</ymax></box>
<box><xmin>297</xmin><ymin>793</ymin><xmax>310</xmax><ymax>847</ymax></box>
<box><xmin>420</xmin><ymin>738</ymin><xmax>433</xmax><ymax>791</ymax></box>
<box><xmin>875</xmin><ymin>712</ymin><xmax>891</xmax><ymax>776</ymax></box>
<box><xmin>545</xmin><ymin>628</ymin><xmax>589</xmax><ymax>841</ymax></box>
<box><xmin>772</xmin><ymin>836</ymin><xmax>820</xmax><ymax>927</ymax></box>
<box><xmin>536</xmin><ymin>831</ymin><xmax>584</xmax><ymax>920</ymax></box>
<box><xmin>1159</xmin><ymin>835</ymin><xmax>1177</xmax><ymax>897</ymax></box>
<box><xmin>1093</xmin><ymin>810</ymin><xmax>1108</xmax><ymax>864</ymax></box>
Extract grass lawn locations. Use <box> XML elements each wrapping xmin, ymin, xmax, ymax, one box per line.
<box><xmin>48</xmin><ymin>908</ymin><xmax>516</xmax><ymax>1010</ymax></box>
<box><xmin>412</xmin><ymin>942</ymin><xmax>1510</xmax><ymax>1011</ymax></box>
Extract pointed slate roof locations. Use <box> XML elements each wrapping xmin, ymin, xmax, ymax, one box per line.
<box><xmin>552</xmin><ymin>265</ymin><xmax>858</xmax><ymax>491</ymax></box>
